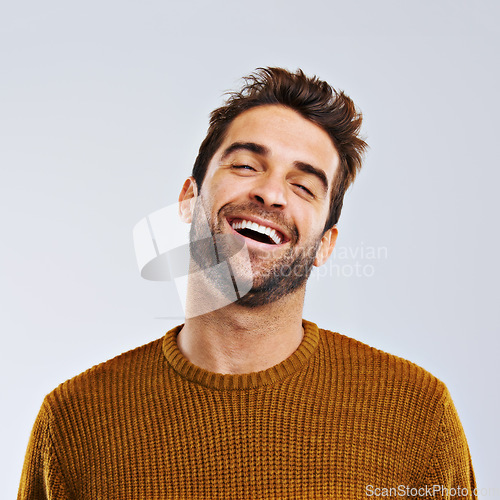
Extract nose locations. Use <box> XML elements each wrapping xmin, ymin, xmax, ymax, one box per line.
<box><xmin>249</xmin><ymin>172</ymin><xmax>287</xmax><ymax>209</ymax></box>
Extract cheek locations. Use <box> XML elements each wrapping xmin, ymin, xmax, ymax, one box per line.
<box><xmin>200</xmin><ymin>179</ymin><xmax>244</xmax><ymax>216</ymax></box>
<box><xmin>296</xmin><ymin>209</ymin><xmax>328</xmax><ymax>243</ymax></box>
<box><xmin>211</xmin><ymin>175</ymin><xmax>250</xmax><ymax>201</ymax></box>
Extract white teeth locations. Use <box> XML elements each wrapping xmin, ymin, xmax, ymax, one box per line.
<box><xmin>269</xmin><ymin>229</ymin><xmax>282</xmax><ymax>245</ymax></box>
<box><xmin>230</xmin><ymin>219</ymin><xmax>284</xmax><ymax>245</ymax></box>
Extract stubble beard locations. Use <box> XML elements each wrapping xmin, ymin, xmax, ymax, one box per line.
<box><xmin>189</xmin><ymin>197</ymin><xmax>322</xmax><ymax>309</ymax></box>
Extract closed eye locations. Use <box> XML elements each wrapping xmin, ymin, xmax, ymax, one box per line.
<box><xmin>294</xmin><ymin>184</ymin><xmax>314</xmax><ymax>197</ymax></box>
<box><xmin>231</xmin><ymin>164</ymin><xmax>256</xmax><ymax>171</ymax></box>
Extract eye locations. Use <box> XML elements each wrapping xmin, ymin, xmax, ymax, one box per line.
<box><xmin>294</xmin><ymin>184</ymin><xmax>315</xmax><ymax>197</ymax></box>
<box><xmin>231</xmin><ymin>164</ymin><xmax>256</xmax><ymax>171</ymax></box>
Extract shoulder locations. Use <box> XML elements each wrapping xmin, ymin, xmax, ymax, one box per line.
<box><xmin>314</xmin><ymin>323</ymin><xmax>461</xmax><ymax>453</ymax></box>
<box><xmin>313</xmin><ymin>323</ymin><xmax>475</xmax><ymax>485</ymax></box>
<box><xmin>314</xmin><ymin>323</ymin><xmax>452</xmax><ymax>409</ymax></box>
<box><xmin>43</xmin><ymin>334</ymin><xmax>168</xmax><ymax>415</ymax></box>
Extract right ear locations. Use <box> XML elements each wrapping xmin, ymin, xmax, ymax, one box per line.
<box><xmin>178</xmin><ymin>177</ymin><xmax>198</xmax><ymax>223</ymax></box>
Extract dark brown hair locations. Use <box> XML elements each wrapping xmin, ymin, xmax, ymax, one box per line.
<box><xmin>192</xmin><ymin>67</ymin><xmax>368</xmax><ymax>230</ymax></box>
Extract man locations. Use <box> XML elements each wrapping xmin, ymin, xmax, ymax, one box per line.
<box><xmin>19</xmin><ymin>68</ymin><xmax>476</xmax><ymax>499</ymax></box>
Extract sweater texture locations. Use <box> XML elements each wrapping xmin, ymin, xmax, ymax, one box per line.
<box><xmin>18</xmin><ymin>320</ymin><xmax>476</xmax><ymax>499</ymax></box>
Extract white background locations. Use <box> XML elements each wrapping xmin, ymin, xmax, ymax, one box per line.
<box><xmin>2</xmin><ymin>0</ymin><xmax>499</xmax><ymax>496</ymax></box>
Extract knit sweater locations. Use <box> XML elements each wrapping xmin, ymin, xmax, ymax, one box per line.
<box><xmin>18</xmin><ymin>320</ymin><xmax>476</xmax><ymax>499</ymax></box>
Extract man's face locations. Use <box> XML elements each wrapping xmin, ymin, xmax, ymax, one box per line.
<box><xmin>186</xmin><ymin>104</ymin><xmax>340</xmax><ymax>307</ymax></box>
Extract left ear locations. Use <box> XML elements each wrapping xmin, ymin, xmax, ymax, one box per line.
<box><xmin>314</xmin><ymin>225</ymin><xmax>338</xmax><ymax>267</ymax></box>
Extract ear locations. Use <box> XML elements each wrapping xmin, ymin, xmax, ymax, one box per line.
<box><xmin>314</xmin><ymin>225</ymin><xmax>338</xmax><ymax>267</ymax></box>
<box><xmin>178</xmin><ymin>177</ymin><xmax>198</xmax><ymax>223</ymax></box>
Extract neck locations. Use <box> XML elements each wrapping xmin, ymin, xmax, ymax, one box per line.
<box><xmin>177</xmin><ymin>289</ymin><xmax>306</xmax><ymax>375</ymax></box>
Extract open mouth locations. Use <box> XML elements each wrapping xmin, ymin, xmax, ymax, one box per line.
<box><xmin>229</xmin><ymin>218</ymin><xmax>286</xmax><ymax>245</ymax></box>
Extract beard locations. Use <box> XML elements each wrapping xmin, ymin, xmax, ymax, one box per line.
<box><xmin>188</xmin><ymin>196</ymin><xmax>322</xmax><ymax>309</ymax></box>
<box><xmin>234</xmin><ymin>241</ymin><xmax>320</xmax><ymax>307</ymax></box>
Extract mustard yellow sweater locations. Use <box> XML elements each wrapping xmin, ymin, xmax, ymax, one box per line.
<box><xmin>18</xmin><ymin>320</ymin><xmax>476</xmax><ymax>499</ymax></box>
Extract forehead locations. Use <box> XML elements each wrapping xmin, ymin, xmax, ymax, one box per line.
<box><xmin>217</xmin><ymin>105</ymin><xmax>340</xmax><ymax>181</ymax></box>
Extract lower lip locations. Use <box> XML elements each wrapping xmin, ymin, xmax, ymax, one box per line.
<box><xmin>226</xmin><ymin>220</ymin><xmax>288</xmax><ymax>250</ymax></box>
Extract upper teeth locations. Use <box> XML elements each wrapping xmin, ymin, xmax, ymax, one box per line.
<box><xmin>231</xmin><ymin>219</ymin><xmax>283</xmax><ymax>245</ymax></box>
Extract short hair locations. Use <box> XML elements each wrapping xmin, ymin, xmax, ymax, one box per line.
<box><xmin>192</xmin><ymin>67</ymin><xmax>368</xmax><ymax>230</ymax></box>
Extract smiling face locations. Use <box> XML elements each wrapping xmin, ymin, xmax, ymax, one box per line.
<box><xmin>180</xmin><ymin>104</ymin><xmax>340</xmax><ymax>307</ymax></box>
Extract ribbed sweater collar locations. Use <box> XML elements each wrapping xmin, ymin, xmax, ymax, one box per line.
<box><xmin>162</xmin><ymin>319</ymin><xmax>319</xmax><ymax>390</ymax></box>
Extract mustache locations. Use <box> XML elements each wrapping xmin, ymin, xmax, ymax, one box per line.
<box><xmin>217</xmin><ymin>202</ymin><xmax>299</xmax><ymax>243</ymax></box>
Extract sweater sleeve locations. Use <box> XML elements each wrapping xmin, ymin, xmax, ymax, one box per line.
<box><xmin>418</xmin><ymin>393</ymin><xmax>477</xmax><ymax>500</ymax></box>
<box><xmin>18</xmin><ymin>401</ymin><xmax>74</xmax><ymax>500</ymax></box>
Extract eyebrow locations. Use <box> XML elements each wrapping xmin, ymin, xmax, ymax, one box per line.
<box><xmin>220</xmin><ymin>141</ymin><xmax>330</xmax><ymax>194</ymax></box>
<box><xmin>220</xmin><ymin>142</ymin><xmax>269</xmax><ymax>161</ymax></box>
<box><xmin>293</xmin><ymin>162</ymin><xmax>329</xmax><ymax>195</ymax></box>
